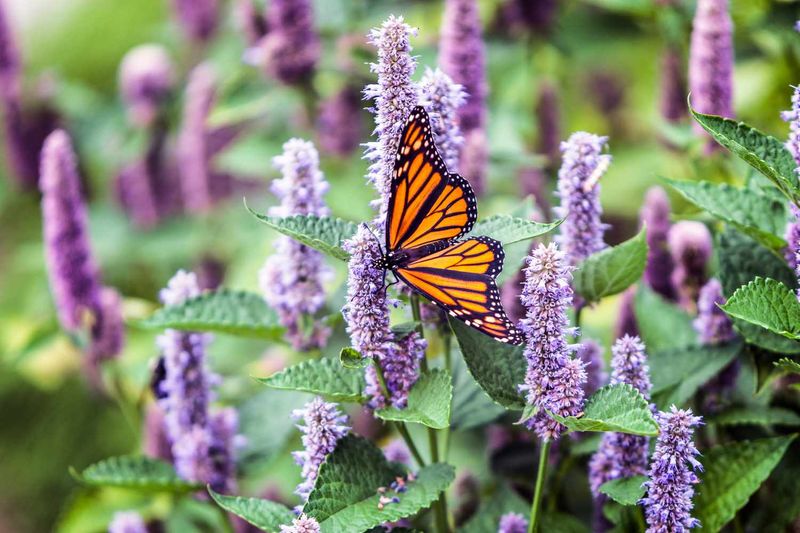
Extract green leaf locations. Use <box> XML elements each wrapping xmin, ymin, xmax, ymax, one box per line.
<box><xmin>721</xmin><ymin>277</ymin><xmax>800</xmax><ymax>340</ymax></box>
<box><xmin>582</xmin><ymin>0</ymin><xmax>654</xmax><ymax>16</ymax></box>
<box><xmin>256</xmin><ymin>358</ymin><xmax>366</xmax><ymax>403</ymax></box>
<box><xmin>666</xmin><ymin>179</ymin><xmax>787</xmax><ymax>250</ymax></box>
<box><xmin>690</xmin><ymin>107</ymin><xmax>800</xmax><ymax>203</ymax></box>
<box><xmin>747</xmin><ymin>442</ymin><xmax>800</xmax><ymax>533</ymax></box>
<box><xmin>711</xmin><ymin>406</ymin><xmax>800</xmax><ymax>427</ymax></box>
<box><xmin>599</xmin><ymin>476</ymin><xmax>648</xmax><ymax>506</ymax></box>
<box><xmin>551</xmin><ymin>384</ymin><xmax>659</xmax><ymax>436</ymax></box>
<box><xmin>339</xmin><ymin>347</ymin><xmax>369</xmax><ymax>370</ymax></box>
<box><xmin>375</xmin><ymin>369</ymin><xmax>453</xmax><ymax>429</ymax></box>
<box><xmin>775</xmin><ymin>357</ymin><xmax>800</xmax><ymax>375</ymax></box>
<box><xmin>247</xmin><ymin>208</ymin><xmax>359</xmax><ymax>262</ymax></box>
<box><xmin>469</xmin><ymin>215</ymin><xmax>562</xmax><ymax>245</ymax></box>
<box><xmin>461</xmin><ymin>484</ymin><xmax>529</xmax><ymax>533</ymax></box>
<box><xmin>573</xmin><ymin>228</ymin><xmax>648</xmax><ymax>303</ymax></box>
<box><xmin>450</xmin><ymin>318</ymin><xmax>526</xmax><ymax>410</ymax></box>
<box><xmin>303</xmin><ymin>435</ymin><xmax>454</xmax><ymax>532</ymax></box>
<box><xmin>634</xmin><ymin>285</ymin><xmax>696</xmax><ymax>352</ymax></box>
<box><xmin>450</xmin><ymin>350</ymin><xmax>505</xmax><ymax>430</ymax></box>
<box><xmin>139</xmin><ymin>289</ymin><xmax>284</xmax><ymax>340</ymax></box>
<box><xmin>208</xmin><ymin>489</ymin><xmax>294</xmax><ymax>532</ymax></box>
<box><xmin>695</xmin><ymin>435</ymin><xmax>796</xmax><ymax>533</ymax></box>
<box><xmin>71</xmin><ymin>456</ymin><xmax>201</xmax><ymax>493</ymax></box>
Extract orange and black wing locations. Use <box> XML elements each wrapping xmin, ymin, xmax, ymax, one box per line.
<box><xmin>395</xmin><ymin>237</ymin><xmax>524</xmax><ymax>345</ymax></box>
<box><xmin>386</xmin><ymin>106</ymin><xmax>477</xmax><ymax>252</ymax></box>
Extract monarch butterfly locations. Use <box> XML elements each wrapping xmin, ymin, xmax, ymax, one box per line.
<box><xmin>376</xmin><ymin>106</ymin><xmax>524</xmax><ymax>345</ymax></box>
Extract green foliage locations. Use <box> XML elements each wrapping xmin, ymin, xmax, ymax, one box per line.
<box><xmin>71</xmin><ymin>456</ymin><xmax>201</xmax><ymax>493</ymax></box>
<box><xmin>469</xmin><ymin>215</ymin><xmax>563</xmax><ymax>245</ymax></box>
<box><xmin>583</xmin><ymin>0</ymin><xmax>654</xmax><ymax>16</ymax></box>
<box><xmin>634</xmin><ymin>286</ymin><xmax>696</xmax><ymax>352</ymax></box>
<box><xmin>450</xmin><ymin>319</ymin><xmax>527</xmax><ymax>410</ymax></box>
<box><xmin>599</xmin><ymin>476</ymin><xmax>648</xmax><ymax>506</ymax></box>
<box><xmin>257</xmin><ymin>357</ymin><xmax>366</xmax><ymax>403</ymax></box>
<box><xmin>690</xmin><ymin>108</ymin><xmax>800</xmax><ymax>203</ymax></box>
<box><xmin>722</xmin><ymin>277</ymin><xmax>800</xmax><ymax>340</ymax></box>
<box><xmin>711</xmin><ymin>406</ymin><xmax>800</xmax><ymax>427</ymax></box>
<box><xmin>775</xmin><ymin>357</ymin><xmax>800</xmax><ymax>375</ymax></box>
<box><xmin>695</xmin><ymin>435</ymin><xmax>796</xmax><ymax>533</ymax></box>
<box><xmin>376</xmin><ymin>369</ymin><xmax>453</xmax><ymax>429</ymax></box>
<box><xmin>208</xmin><ymin>489</ymin><xmax>295</xmax><ymax>532</ymax></box>
<box><xmin>551</xmin><ymin>384</ymin><xmax>659</xmax><ymax>436</ymax></box>
<box><xmin>139</xmin><ymin>289</ymin><xmax>284</xmax><ymax>340</ymax></box>
<box><xmin>339</xmin><ymin>347</ymin><xmax>369</xmax><ymax>369</ymax></box>
<box><xmin>573</xmin><ymin>228</ymin><xmax>648</xmax><ymax>304</ymax></box>
<box><xmin>666</xmin><ymin>179</ymin><xmax>786</xmax><ymax>250</ymax></box>
<box><xmin>248</xmin><ymin>210</ymin><xmax>359</xmax><ymax>261</ymax></box>
<box><xmin>450</xmin><ymin>351</ymin><xmax>505</xmax><ymax>430</ymax></box>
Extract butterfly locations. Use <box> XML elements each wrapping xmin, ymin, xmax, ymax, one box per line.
<box><xmin>377</xmin><ymin>106</ymin><xmax>524</xmax><ymax>345</ymax></box>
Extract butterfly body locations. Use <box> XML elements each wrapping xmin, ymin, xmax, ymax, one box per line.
<box><xmin>379</xmin><ymin>106</ymin><xmax>524</xmax><ymax>345</ymax></box>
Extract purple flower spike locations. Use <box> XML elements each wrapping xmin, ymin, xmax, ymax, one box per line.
<box><xmin>589</xmin><ymin>335</ymin><xmax>652</xmax><ymax>497</ymax></box>
<box><xmin>317</xmin><ymin>86</ymin><xmax>363</xmax><ymax>157</ymax></box>
<box><xmin>235</xmin><ymin>0</ymin><xmax>268</xmax><ymax>47</ymax></box>
<box><xmin>537</xmin><ymin>82</ymin><xmax>561</xmax><ymax>168</ymax></box>
<box><xmin>614</xmin><ymin>286</ymin><xmax>639</xmax><ymax>340</ymax></box>
<box><xmin>292</xmin><ymin>397</ymin><xmax>350</xmax><ymax>502</ymax></box>
<box><xmin>418</xmin><ymin>67</ymin><xmax>466</xmax><ymax>171</ymax></box>
<box><xmin>0</xmin><ymin>0</ymin><xmax>19</xmax><ymax>87</ymax></box>
<box><xmin>694</xmin><ymin>278</ymin><xmax>735</xmax><ymax>345</ymax></box>
<box><xmin>363</xmin><ymin>15</ymin><xmax>418</xmax><ymax>222</ymax></box>
<box><xmin>784</xmin><ymin>205</ymin><xmax>800</xmax><ymax>271</ymax></box>
<box><xmin>668</xmin><ymin>221</ymin><xmax>712</xmax><ymax>312</ymax></box>
<box><xmin>497</xmin><ymin>512</ymin><xmax>528</xmax><ymax>533</ymax></box>
<box><xmin>87</xmin><ymin>286</ymin><xmax>126</xmax><ymax>373</ymax></box>
<box><xmin>109</xmin><ymin>511</ymin><xmax>147</xmax><ymax>533</ymax></box>
<box><xmin>366</xmin><ymin>331</ymin><xmax>425</xmax><ymax>409</ymax></box>
<box><xmin>260</xmin><ymin>138</ymin><xmax>332</xmax><ymax>351</ymax></box>
<box><xmin>256</xmin><ymin>0</ymin><xmax>320</xmax><ymax>85</ymax></box>
<box><xmin>115</xmin><ymin>161</ymin><xmax>160</xmax><ymax>229</ymax></box>
<box><xmin>40</xmin><ymin>130</ymin><xmax>102</xmax><ymax>332</ymax></box>
<box><xmin>280</xmin><ymin>515</ymin><xmax>320</xmax><ymax>533</ymax></box>
<box><xmin>689</xmin><ymin>0</ymin><xmax>734</xmax><ymax>147</ymax></box>
<box><xmin>781</xmin><ymin>85</ymin><xmax>800</xmax><ymax>170</ymax></box>
<box><xmin>641</xmin><ymin>406</ymin><xmax>703</xmax><ymax>533</ymax></box>
<box><xmin>171</xmin><ymin>0</ymin><xmax>219</xmax><ymax>43</ymax></box>
<box><xmin>459</xmin><ymin>128</ymin><xmax>489</xmax><ymax>196</ymax></box>
<box><xmin>555</xmin><ymin>132</ymin><xmax>610</xmax><ymax>268</ymax></box>
<box><xmin>119</xmin><ymin>45</ymin><xmax>175</xmax><ymax>128</ymax></box>
<box><xmin>383</xmin><ymin>439</ymin><xmax>411</xmax><ymax>465</ymax></box>
<box><xmin>579</xmin><ymin>339</ymin><xmax>606</xmax><ymax>397</ymax></box>
<box><xmin>207</xmin><ymin>407</ymin><xmax>241</xmax><ymax>495</ymax></box>
<box><xmin>178</xmin><ymin>64</ymin><xmax>216</xmax><ymax>213</ymax></box>
<box><xmin>641</xmin><ymin>186</ymin><xmax>675</xmax><ymax>300</ymax></box>
<box><xmin>660</xmin><ymin>46</ymin><xmax>687</xmax><ymax>123</ymax></box>
<box><xmin>519</xmin><ymin>243</ymin><xmax>586</xmax><ymax>441</ymax></box>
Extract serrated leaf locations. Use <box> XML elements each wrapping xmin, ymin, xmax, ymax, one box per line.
<box><xmin>690</xmin><ymin>107</ymin><xmax>800</xmax><ymax>203</ymax></box>
<box><xmin>552</xmin><ymin>384</ymin><xmax>659</xmax><ymax>436</ymax></box>
<box><xmin>248</xmin><ymin>209</ymin><xmax>359</xmax><ymax>261</ymax></box>
<box><xmin>634</xmin><ymin>285</ymin><xmax>696</xmax><ymax>351</ymax></box>
<box><xmin>208</xmin><ymin>489</ymin><xmax>294</xmax><ymax>532</ymax></box>
<box><xmin>666</xmin><ymin>179</ymin><xmax>787</xmax><ymax>250</ymax></box>
<box><xmin>139</xmin><ymin>289</ymin><xmax>284</xmax><ymax>340</ymax></box>
<box><xmin>469</xmin><ymin>215</ymin><xmax>562</xmax><ymax>245</ymax></box>
<box><xmin>573</xmin><ymin>228</ymin><xmax>648</xmax><ymax>303</ymax></box>
<box><xmin>339</xmin><ymin>347</ymin><xmax>369</xmax><ymax>370</ymax></box>
<box><xmin>450</xmin><ymin>319</ymin><xmax>526</xmax><ymax>410</ymax></box>
<box><xmin>721</xmin><ymin>277</ymin><xmax>800</xmax><ymax>340</ymax></box>
<box><xmin>695</xmin><ymin>435</ymin><xmax>796</xmax><ymax>533</ymax></box>
<box><xmin>450</xmin><ymin>350</ymin><xmax>505</xmax><ymax>430</ymax></box>
<box><xmin>376</xmin><ymin>369</ymin><xmax>453</xmax><ymax>429</ymax></box>
<box><xmin>711</xmin><ymin>406</ymin><xmax>800</xmax><ymax>427</ymax></box>
<box><xmin>775</xmin><ymin>357</ymin><xmax>800</xmax><ymax>375</ymax></box>
<box><xmin>599</xmin><ymin>476</ymin><xmax>648</xmax><ymax>506</ymax></box>
<box><xmin>71</xmin><ymin>456</ymin><xmax>201</xmax><ymax>492</ymax></box>
<box><xmin>256</xmin><ymin>358</ymin><xmax>366</xmax><ymax>403</ymax></box>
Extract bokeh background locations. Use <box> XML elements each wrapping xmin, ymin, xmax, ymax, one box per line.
<box><xmin>1</xmin><ymin>0</ymin><xmax>799</xmax><ymax>531</ymax></box>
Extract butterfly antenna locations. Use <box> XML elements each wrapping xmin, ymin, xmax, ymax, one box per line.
<box><xmin>361</xmin><ymin>222</ymin><xmax>385</xmax><ymax>256</ymax></box>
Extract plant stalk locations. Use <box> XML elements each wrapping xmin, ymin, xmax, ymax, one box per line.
<box><xmin>528</xmin><ymin>439</ymin><xmax>552</xmax><ymax>533</ymax></box>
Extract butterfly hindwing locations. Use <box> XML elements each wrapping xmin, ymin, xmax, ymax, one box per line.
<box><xmin>386</xmin><ymin>107</ymin><xmax>477</xmax><ymax>252</ymax></box>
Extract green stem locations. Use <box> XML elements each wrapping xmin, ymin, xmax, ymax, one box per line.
<box><xmin>442</xmin><ymin>333</ymin><xmax>453</xmax><ymax>461</ymax></box>
<box><xmin>215</xmin><ymin>503</ymin><xmax>235</xmax><ymax>533</ymax></box>
<box><xmin>409</xmin><ymin>294</ymin><xmax>429</xmax><ymax>373</ymax></box>
<box><xmin>547</xmin><ymin>454</ymin><xmax>574</xmax><ymax>512</ymax></box>
<box><xmin>373</xmin><ymin>359</ymin><xmax>427</xmax><ymax>467</ymax></box>
<box><xmin>528</xmin><ymin>440</ymin><xmax>552</xmax><ymax>533</ymax></box>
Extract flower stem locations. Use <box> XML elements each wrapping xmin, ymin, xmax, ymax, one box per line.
<box><xmin>409</xmin><ymin>293</ymin><xmax>429</xmax><ymax>372</ymax></box>
<box><xmin>528</xmin><ymin>439</ymin><xmax>552</xmax><ymax>533</ymax></box>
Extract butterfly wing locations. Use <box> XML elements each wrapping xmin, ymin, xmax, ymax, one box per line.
<box><xmin>394</xmin><ymin>237</ymin><xmax>524</xmax><ymax>345</ymax></box>
<box><xmin>386</xmin><ymin>106</ymin><xmax>477</xmax><ymax>252</ymax></box>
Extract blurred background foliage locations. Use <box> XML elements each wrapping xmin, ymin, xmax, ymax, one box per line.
<box><xmin>0</xmin><ymin>0</ymin><xmax>799</xmax><ymax>531</ymax></box>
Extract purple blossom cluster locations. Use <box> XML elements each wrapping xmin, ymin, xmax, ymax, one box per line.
<box><xmin>171</xmin><ymin>0</ymin><xmax>219</xmax><ymax>44</ymax></box>
<box><xmin>578</xmin><ymin>339</ymin><xmax>606</xmax><ymax>397</ymax></box>
<box><xmin>784</xmin><ymin>205</ymin><xmax>800</xmax><ymax>271</ymax></box>
<box><xmin>614</xmin><ymin>287</ymin><xmax>638</xmax><ymax>339</ymax></box>
<box><xmin>641</xmin><ymin>186</ymin><xmax>675</xmax><ymax>300</ymax></box>
<box><xmin>497</xmin><ymin>512</ymin><xmax>528</xmax><ymax>533</ymax></box>
<box><xmin>260</xmin><ymin>138</ymin><xmax>332</xmax><ymax>350</ymax></box>
<box><xmin>363</xmin><ymin>16</ymin><xmax>419</xmax><ymax>222</ymax></box>
<box><xmin>253</xmin><ymin>0</ymin><xmax>320</xmax><ymax>85</ymax></box>
<box><xmin>537</xmin><ymin>82</ymin><xmax>561</xmax><ymax>169</ymax></box>
<box><xmin>660</xmin><ymin>46</ymin><xmax>687</xmax><ymax>123</ymax></box>
<box><xmin>280</xmin><ymin>515</ymin><xmax>321</xmax><ymax>533</ymax></box>
<box><xmin>668</xmin><ymin>221</ymin><xmax>712</xmax><ymax>312</ymax></box>
<box><xmin>782</xmin><ymin>85</ymin><xmax>800</xmax><ymax>176</ymax></box>
<box><xmin>317</xmin><ymin>86</ymin><xmax>363</xmax><ymax>157</ymax></box>
<box><xmin>292</xmin><ymin>397</ymin><xmax>350</xmax><ymax>501</ymax></box>
<box><xmin>108</xmin><ymin>511</ymin><xmax>147</xmax><ymax>533</ymax></box>
<box><xmin>519</xmin><ymin>243</ymin><xmax>586</xmax><ymax>441</ymax></box>
<box><xmin>555</xmin><ymin>132</ymin><xmax>610</xmax><ymax>268</ymax></box>
<box><xmin>365</xmin><ymin>331</ymin><xmax>426</xmax><ymax>409</ymax></box>
<box><xmin>418</xmin><ymin>67</ymin><xmax>466</xmax><ymax>171</ymax></box>
<box><xmin>694</xmin><ymin>279</ymin><xmax>735</xmax><ymax>345</ymax></box>
<box><xmin>641</xmin><ymin>406</ymin><xmax>703</xmax><ymax>532</ymax></box>
<box><xmin>118</xmin><ymin>45</ymin><xmax>175</xmax><ymax>128</ymax></box>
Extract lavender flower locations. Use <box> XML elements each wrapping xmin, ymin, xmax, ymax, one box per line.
<box><xmin>579</xmin><ymin>339</ymin><xmax>606</xmax><ymax>397</ymax></box>
<box><xmin>207</xmin><ymin>407</ymin><xmax>241</xmax><ymax>495</ymax></box>
<box><xmin>518</xmin><ymin>167</ymin><xmax>550</xmax><ymax>215</ymax></box>
<box><xmin>108</xmin><ymin>511</ymin><xmax>147</xmax><ymax>533</ymax></box>
<box><xmin>177</xmin><ymin>64</ymin><xmax>216</xmax><ymax>213</ymax></box>
<box><xmin>641</xmin><ymin>186</ymin><xmax>675</xmax><ymax>300</ymax></box>
<box><xmin>280</xmin><ymin>515</ymin><xmax>320</xmax><ymax>533</ymax></box>
<box><xmin>115</xmin><ymin>161</ymin><xmax>160</xmax><ymax>229</ymax></box>
<box><xmin>118</xmin><ymin>45</ymin><xmax>175</xmax><ymax>128</ymax></box>
<box><xmin>171</xmin><ymin>0</ymin><xmax>219</xmax><ymax>43</ymax></box>
<box><xmin>498</xmin><ymin>512</ymin><xmax>528</xmax><ymax>533</ymax></box>
<box><xmin>383</xmin><ymin>439</ymin><xmax>411</xmax><ymax>465</ymax></box>
<box><xmin>143</xmin><ymin>403</ymin><xmax>172</xmax><ymax>461</ymax></box>
<box><xmin>660</xmin><ymin>46</ymin><xmax>686</xmax><ymax>123</ymax></box>
<box><xmin>689</xmin><ymin>0</ymin><xmax>734</xmax><ymax>147</ymax></box>
<box><xmin>292</xmin><ymin>397</ymin><xmax>350</xmax><ymax>501</ymax></box>
<box><xmin>363</xmin><ymin>16</ymin><xmax>418</xmax><ymax>222</ymax></box>
<box><xmin>537</xmin><ymin>81</ymin><xmax>561</xmax><ymax>168</ymax></box>
<box><xmin>365</xmin><ymin>331</ymin><xmax>426</xmax><ymax>409</ymax></box>
<box><xmin>260</xmin><ymin>138</ymin><xmax>332</xmax><ymax>350</ymax></box>
<box><xmin>459</xmin><ymin>128</ymin><xmax>489</xmax><ymax>196</ymax></box>
<box><xmin>86</xmin><ymin>286</ymin><xmax>126</xmax><ymax>381</ymax></box>
<box><xmin>589</xmin><ymin>335</ymin><xmax>652</xmax><ymax>496</ymax></box>
<box><xmin>554</xmin><ymin>132</ymin><xmax>610</xmax><ymax>267</ymax></box>
<box><xmin>668</xmin><ymin>221</ymin><xmax>712</xmax><ymax>312</ymax></box>
<box><xmin>641</xmin><ymin>406</ymin><xmax>703</xmax><ymax>532</ymax></box>
<box><xmin>235</xmin><ymin>0</ymin><xmax>268</xmax><ymax>47</ymax></box>
<box><xmin>784</xmin><ymin>204</ymin><xmax>800</xmax><ymax>270</ymax></box>
<box><xmin>418</xmin><ymin>67</ymin><xmax>466</xmax><ymax>171</ymax></box>
<box><xmin>255</xmin><ymin>0</ymin><xmax>320</xmax><ymax>85</ymax></box>
<box><xmin>0</xmin><ymin>0</ymin><xmax>19</xmax><ymax>87</ymax></box>
<box><xmin>694</xmin><ymin>279</ymin><xmax>735</xmax><ymax>345</ymax></box>
<box><xmin>614</xmin><ymin>286</ymin><xmax>639</xmax><ymax>340</ymax></box>
<box><xmin>317</xmin><ymin>86</ymin><xmax>363</xmax><ymax>157</ymax></box>
<box><xmin>519</xmin><ymin>243</ymin><xmax>586</xmax><ymax>440</ymax></box>
<box><xmin>782</xmin><ymin>85</ymin><xmax>800</xmax><ymax>169</ymax></box>
<box><xmin>40</xmin><ymin>130</ymin><xmax>102</xmax><ymax>332</ymax></box>
<box><xmin>498</xmin><ymin>0</ymin><xmax>558</xmax><ymax>35</ymax></box>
